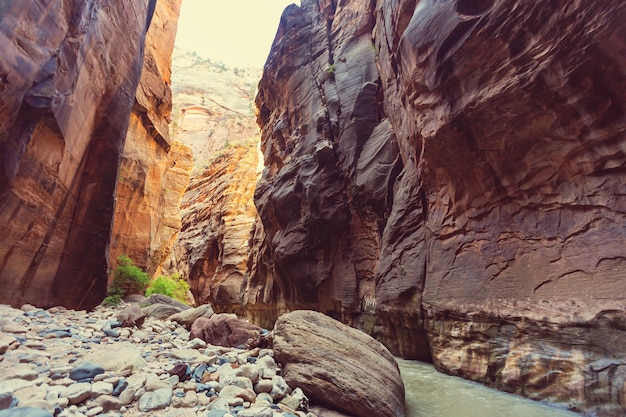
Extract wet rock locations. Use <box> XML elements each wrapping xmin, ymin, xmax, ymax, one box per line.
<box><xmin>273</xmin><ymin>310</ymin><xmax>404</xmax><ymax>417</ymax></box>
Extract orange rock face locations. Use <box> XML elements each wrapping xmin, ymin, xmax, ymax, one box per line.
<box><xmin>166</xmin><ymin>145</ymin><xmax>258</xmax><ymax>308</ymax></box>
<box><xmin>249</xmin><ymin>0</ymin><xmax>626</xmax><ymax>415</ymax></box>
<box><xmin>0</xmin><ymin>0</ymin><xmax>157</xmax><ymax>309</ymax></box>
<box><xmin>109</xmin><ymin>0</ymin><xmax>193</xmax><ymax>278</ymax></box>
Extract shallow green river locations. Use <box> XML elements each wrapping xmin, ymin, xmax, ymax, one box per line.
<box><xmin>398</xmin><ymin>359</ymin><xmax>581</xmax><ymax>417</ymax></box>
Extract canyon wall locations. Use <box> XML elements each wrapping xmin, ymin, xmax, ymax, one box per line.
<box><xmin>0</xmin><ymin>0</ymin><xmax>157</xmax><ymax>309</ymax></box>
<box><xmin>166</xmin><ymin>145</ymin><xmax>258</xmax><ymax>308</ymax></box>
<box><xmin>110</xmin><ymin>0</ymin><xmax>193</xmax><ymax>278</ymax></box>
<box><xmin>248</xmin><ymin>0</ymin><xmax>625</xmax><ymax>414</ymax></box>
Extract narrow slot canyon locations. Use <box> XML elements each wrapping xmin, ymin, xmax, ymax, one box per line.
<box><xmin>0</xmin><ymin>1</ymin><xmax>624</xmax><ymax>417</ymax></box>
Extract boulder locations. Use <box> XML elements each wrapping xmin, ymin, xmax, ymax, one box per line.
<box><xmin>190</xmin><ymin>313</ymin><xmax>261</xmax><ymax>348</ymax></box>
<box><xmin>116</xmin><ymin>305</ymin><xmax>145</xmax><ymax>328</ymax></box>
<box><xmin>273</xmin><ymin>310</ymin><xmax>405</xmax><ymax>417</ymax></box>
<box><xmin>169</xmin><ymin>304</ymin><xmax>215</xmax><ymax>330</ymax></box>
<box><xmin>81</xmin><ymin>343</ymin><xmax>147</xmax><ymax>374</ymax></box>
<box><xmin>142</xmin><ymin>303</ymin><xmax>183</xmax><ymax>320</ymax></box>
<box><xmin>144</xmin><ymin>294</ymin><xmax>191</xmax><ymax>310</ymax></box>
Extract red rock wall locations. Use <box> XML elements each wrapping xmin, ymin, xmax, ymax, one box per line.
<box><xmin>167</xmin><ymin>145</ymin><xmax>258</xmax><ymax>308</ymax></box>
<box><xmin>0</xmin><ymin>0</ymin><xmax>157</xmax><ymax>309</ymax></box>
<box><xmin>251</xmin><ymin>0</ymin><xmax>626</xmax><ymax>414</ymax></box>
<box><xmin>110</xmin><ymin>0</ymin><xmax>193</xmax><ymax>278</ymax></box>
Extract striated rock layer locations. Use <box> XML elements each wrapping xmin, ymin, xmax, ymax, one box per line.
<box><xmin>248</xmin><ymin>0</ymin><xmax>626</xmax><ymax>415</ymax></box>
<box><xmin>166</xmin><ymin>145</ymin><xmax>258</xmax><ymax>308</ymax></box>
<box><xmin>0</xmin><ymin>0</ymin><xmax>158</xmax><ymax>309</ymax></box>
<box><xmin>110</xmin><ymin>0</ymin><xmax>193</xmax><ymax>278</ymax></box>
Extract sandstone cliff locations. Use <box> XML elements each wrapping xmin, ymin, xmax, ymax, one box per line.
<box><xmin>248</xmin><ymin>0</ymin><xmax>625</xmax><ymax>415</ymax></box>
<box><xmin>161</xmin><ymin>53</ymin><xmax>262</xmax><ymax>307</ymax></box>
<box><xmin>166</xmin><ymin>145</ymin><xmax>258</xmax><ymax>309</ymax></box>
<box><xmin>0</xmin><ymin>0</ymin><xmax>157</xmax><ymax>309</ymax></box>
<box><xmin>110</xmin><ymin>0</ymin><xmax>193</xmax><ymax>278</ymax></box>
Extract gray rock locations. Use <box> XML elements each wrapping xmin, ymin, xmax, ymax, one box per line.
<box><xmin>142</xmin><ymin>304</ymin><xmax>183</xmax><ymax>320</ymax></box>
<box><xmin>270</xmin><ymin>375</ymin><xmax>291</xmax><ymax>401</ymax></box>
<box><xmin>138</xmin><ymin>387</ymin><xmax>173</xmax><ymax>412</ymax></box>
<box><xmin>0</xmin><ymin>407</ymin><xmax>53</xmax><ymax>417</ymax></box>
<box><xmin>116</xmin><ymin>305</ymin><xmax>145</xmax><ymax>328</ymax></box>
<box><xmin>236</xmin><ymin>406</ymin><xmax>273</xmax><ymax>417</ymax></box>
<box><xmin>206</xmin><ymin>411</ymin><xmax>228</xmax><ymax>417</ymax></box>
<box><xmin>69</xmin><ymin>362</ymin><xmax>105</xmax><ymax>381</ymax></box>
<box><xmin>168</xmin><ymin>305</ymin><xmax>214</xmax><ymax>330</ymax></box>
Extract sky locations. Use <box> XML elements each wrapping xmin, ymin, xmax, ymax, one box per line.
<box><xmin>175</xmin><ymin>0</ymin><xmax>301</xmax><ymax>68</ymax></box>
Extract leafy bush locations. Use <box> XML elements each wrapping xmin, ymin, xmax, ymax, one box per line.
<box><xmin>145</xmin><ymin>274</ymin><xmax>190</xmax><ymax>304</ymax></box>
<box><xmin>113</xmin><ymin>255</ymin><xmax>150</xmax><ymax>288</ymax></box>
<box><xmin>102</xmin><ymin>255</ymin><xmax>150</xmax><ymax>306</ymax></box>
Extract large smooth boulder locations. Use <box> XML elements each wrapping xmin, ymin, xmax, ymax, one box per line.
<box><xmin>273</xmin><ymin>310</ymin><xmax>405</xmax><ymax>417</ymax></box>
<box><xmin>116</xmin><ymin>305</ymin><xmax>146</xmax><ymax>328</ymax></box>
<box><xmin>142</xmin><ymin>303</ymin><xmax>183</xmax><ymax>320</ymax></box>
<box><xmin>169</xmin><ymin>304</ymin><xmax>214</xmax><ymax>329</ymax></box>
<box><xmin>190</xmin><ymin>313</ymin><xmax>261</xmax><ymax>348</ymax></box>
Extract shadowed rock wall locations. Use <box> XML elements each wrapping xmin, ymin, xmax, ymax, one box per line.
<box><xmin>0</xmin><ymin>0</ymin><xmax>157</xmax><ymax>309</ymax></box>
<box><xmin>249</xmin><ymin>0</ymin><xmax>625</xmax><ymax>414</ymax></box>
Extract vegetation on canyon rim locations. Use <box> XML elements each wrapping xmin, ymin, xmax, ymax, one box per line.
<box><xmin>103</xmin><ymin>255</ymin><xmax>189</xmax><ymax>306</ymax></box>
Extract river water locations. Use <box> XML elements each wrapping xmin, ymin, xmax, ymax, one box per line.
<box><xmin>398</xmin><ymin>359</ymin><xmax>581</xmax><ymax>417</ymax></box>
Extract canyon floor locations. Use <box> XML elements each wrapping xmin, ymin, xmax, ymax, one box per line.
<box><xmin>0</xmin><ymin>302</ymin><xmax>313</xmax><ymax>417</ymax></box>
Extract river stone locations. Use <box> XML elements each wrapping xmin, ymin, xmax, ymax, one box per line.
<box><xmin>0</xmin><ymin>334</ymin><xmax>16</xmax><ymax>355</ymax></box>
<box><xmin>116</xmin><ymin>305</ymin><xmax>145</xmax><ymax>328</ymax></box>
<box><xmin>69</xmin><ymin>362</ymin><xmax>105</xmax><ymax>381</ymax></box>
<box><xmin>80</xmin><ymin>342</ymin><xmax>147</xmax><ymax>374</ymax></box>
<box><xmin>138</xmin><ymin>387</ymin><xmax>173</xmax><ymax>411</ymax></box>
<box><xmin>236</xmin><ymin>406</ymin><xmax>273</xmax><ymax>417</ymax></box>
<box><xmin>168</xmin><ymin>305</ymin><xmax>214</xmax><ymax>330</ymax></box>
<box><xmin>0</xmin><ymin>407</ymin><xmax>54</xmax><ymax>417</ymax></box>
<box><xmin>273</xmin><ymin>310</ymin><xmax>405</xmax><ymax>417</ymax></box>
<box><xmin>190</xmin><ymin>314</ymin><xmax>261</xmax><ymax>348</ymax></box>
<box><xmin>61</xmin><ymin>382</ymin><xmax>91</xmax><ymax>405</ymax></box>
<box><xmin>142</xmin><ymin>303</ymin><xmax>183</xmax><ymax>320</ymax></box>
<box><xmin>92</xmin><ymin>395</ymin><xmax>123</xmax><ymax>412</ymax></box>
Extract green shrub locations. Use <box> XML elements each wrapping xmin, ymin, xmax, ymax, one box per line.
<box><xmin>145</xmin><ymin>274</ymin><xmax>190</xmax><ymax>304</ymax></box>
<box><xmin>102</xmin><ymin>255</ymin><xmax>150</xmax><ymax>306</ymax></box>
<box><xmin>113</xmin><ymin>255</ymin><xmax>150</xmax><ymax>288</ymax></box>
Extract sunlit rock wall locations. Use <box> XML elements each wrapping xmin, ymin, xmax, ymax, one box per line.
<box><xmin>110</xmin><ymin>0</ymin><xmax>193</xmax><ymax>278</ymax></box>
<box><xmin>0</xmin><ymin>0</ymin><xmax>157</xmax><ymax>309</ymax></box>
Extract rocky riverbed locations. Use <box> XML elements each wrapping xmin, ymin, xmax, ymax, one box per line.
<box><xmin>0</xmin><ymin>300</ymin><xmax>405</xmax><ymax>417</ymax></box>
<box><xmin>0</xmin><ymin>303</ymin><xmax>309</xmax><ymax>417</ymax></box>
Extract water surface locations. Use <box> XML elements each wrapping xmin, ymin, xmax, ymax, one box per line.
<box><xmin>398</xmin><ymin>359</ymin><xmax>581</xmax><ymax>417</ymax></box>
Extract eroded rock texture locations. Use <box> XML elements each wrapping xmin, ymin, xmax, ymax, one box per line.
<box><xmin>0</xmin><ymin>0</ymin><xmax>157</xmax><ymax>309</ymax></box>
<box><xmin>110</xmin><ymin>0</ymin><xmax>192</xmax><ymax>278</ymax></box>
<box><xmin>251</xmin><ymin>0</ymin><xmax>625</xmax><ymax>414</ymax></box>
<box><xmin>167</xmin><ymin>145</ymin><xmax>258</xmax><ymax>308</ymax></box>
